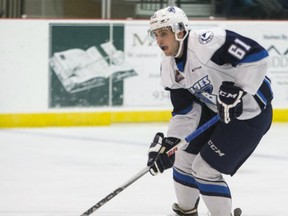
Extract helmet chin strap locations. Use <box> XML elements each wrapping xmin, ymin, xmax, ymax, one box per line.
<box><xmin>174</xmin><ymin>31</ymin><xmax>188</xmax><ymax>58</ymax></box>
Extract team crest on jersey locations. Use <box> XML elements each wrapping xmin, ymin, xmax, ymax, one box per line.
<box><xmin>188</xmin><ymin>75</ymin><xmax>216</xmax><ymax>105</ymax></box>
<box><xmin>198</xmin><ymin>31</ymin><xmax>214</xmax><ymax>44</ymax></box>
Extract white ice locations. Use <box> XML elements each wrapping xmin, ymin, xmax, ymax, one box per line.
<box><xmin>0</xmin><ymin>122</ymin><xmax>288</xmax><ymax>216</ymax></box>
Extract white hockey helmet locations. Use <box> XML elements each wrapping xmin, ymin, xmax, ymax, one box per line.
<box><xmin>150</xmin><ymin>6</ymin><xmax>189</xmax><ymax>34</ymax></box>
<box><xmin>150</xmin><ymin>6</ymin><xmax>189</xmax><ymax>57</ymax></box>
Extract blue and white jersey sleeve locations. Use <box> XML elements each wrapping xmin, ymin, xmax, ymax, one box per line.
<box><xmin>210</xmin><ymin>29</ymin><xmax>270</xmax><ymax>95</ymax></box>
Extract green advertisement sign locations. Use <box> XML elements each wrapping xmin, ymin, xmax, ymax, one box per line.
<box><xmin>49</xmin><ymin>23</ymin><xmax>137</xmax><ymax>108</ymax></box>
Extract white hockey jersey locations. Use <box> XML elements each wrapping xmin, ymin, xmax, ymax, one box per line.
<box><xmin>161</xmin><ymin>28</ymin><xmax>273</xmax><ymax>139</ymax></box>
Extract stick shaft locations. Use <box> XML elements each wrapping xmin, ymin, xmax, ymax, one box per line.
<box><xmin>185</xmin><ymin>115</ymin><xmax>220</xmax><ymax>142</ymax></box>
<box><xmin>80</xmin><ymin>167</ymin><xmax>149</xmax><ymax>216</ymax></box>
<box><xmin>167</xmin><ymin>115</ymin><xmax>220</xmax><ymax>156</ymax></box>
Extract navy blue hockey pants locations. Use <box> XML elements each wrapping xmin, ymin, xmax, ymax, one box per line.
<box><xmin>185</xmin><ymin>103</ymin><xmax>273</xmax><ymax>176</ymax></box>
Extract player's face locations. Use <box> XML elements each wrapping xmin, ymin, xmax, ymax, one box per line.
<box><xmin>153</xmin><ymin>28</ymin><xmax>180</xmax><ymax>56</ymax></box>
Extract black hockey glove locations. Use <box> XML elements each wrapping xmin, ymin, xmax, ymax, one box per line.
<box><xmin>217</xmin><ymin>81</ymin><xmax>244</xmax><ymax>124</ymax></box>
<box><xmin>147</xmin><ymin>133</ymin><xmax>180</xmax><ymax>176</ymax></box>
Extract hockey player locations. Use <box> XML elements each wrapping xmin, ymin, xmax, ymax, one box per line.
<box><xmin>147</xmin><ymin>6</ymin><xmax>273</xmax><ymax>216</ymax></box>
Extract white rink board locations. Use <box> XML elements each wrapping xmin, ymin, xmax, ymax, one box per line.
<box><xmin>0</xmin><ymin>20</ymin><xmax>287</xmax><ymax>114</ymax></box>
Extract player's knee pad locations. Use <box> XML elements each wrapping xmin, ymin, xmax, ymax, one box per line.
<box><xmin>191</xmin><ymin>154</ymin><xmax>223</xmax><ymax>181</ymax></box>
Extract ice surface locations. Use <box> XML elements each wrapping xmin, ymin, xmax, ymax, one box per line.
<box><xmin>0</xmin><ymin>122</ymin><xmax>287</xmax><ymax>216</ymax></box>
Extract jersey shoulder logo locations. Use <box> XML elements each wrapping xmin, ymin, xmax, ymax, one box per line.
<box><xmin>198</xmin><ymin>31</ymin><xmax>214</xmax><ymax>44</ymax></box>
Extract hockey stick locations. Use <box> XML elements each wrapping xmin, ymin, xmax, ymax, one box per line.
<box><xmin>167</xmin><ymin>115</ymin><xmax>220</xmax><ymax>157</ymax></box>
<box><xmin>80</xmin><ymin>115</ymin><xmax>220</xmax><ymax>216</ymax></box>
<box><xmin>80</xmin><ymin>166</ymin><xmax>150</xmax><ymax>216</ymax></box>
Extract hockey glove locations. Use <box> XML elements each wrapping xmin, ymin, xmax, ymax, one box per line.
<box><xmin>217</xmin><ymin>81</ymin><xmax>244</xmax><ymax>124</ymax></box>
<box><xmin>147</xmin><ymin>132</ymin><xmax>180</xmax><ymax>176</ymax></box>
